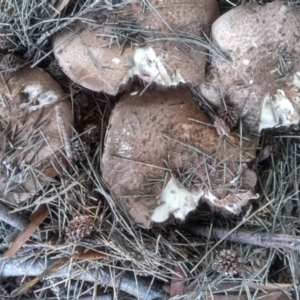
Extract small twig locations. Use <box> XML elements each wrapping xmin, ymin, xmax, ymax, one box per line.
<box><xmin>0</xmin><ymin>254</ymin><xmax>164</xmax><ymax>300</ymax></box>
<box><xmin>185</xmin><ymin>225</ymin><xmax>300</xmax><ymax>252</ymax></box>
<box><xmin>0</xmin><ymin>203</ymin><xmax>30</xmax><ymax>231</ymax></box>
<box><xmin>0</xmin><ymin>203</ymin><xmax>40</xmax><ymax>240</ymax></box>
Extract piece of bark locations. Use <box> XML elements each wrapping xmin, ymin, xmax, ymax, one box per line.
<box><xmin>4</xmin><ymin>204</ymin><xmax>49</xmax><ymax>258</ymax></box>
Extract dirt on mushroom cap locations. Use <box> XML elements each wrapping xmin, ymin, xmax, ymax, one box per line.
<box><xmin>101</xmin><ymin>86</ymin><xmax>257</xmax><ymax>228</ymax></box>
<box><xmin>53</xmin><ymin>0</ymin><xmax>219</xmax><ymax>96</ymax></box>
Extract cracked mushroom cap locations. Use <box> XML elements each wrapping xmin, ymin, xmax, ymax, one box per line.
<box><xmin>53</xmin><ymin>0</ymin><xmax>219</xmax><ymax>96</ymax></box>
<box><xmin>101</xmin><ymin>86</ymin><xmax>257</xmax><ymax>228</ymax></box>
<box><xmin>0</xmin><ymin>66</ymin><xmax>72</xmax><ymax>203</ymax></box>
<box><xmin>200</xmin><ymin>1</ymin><xmax>300</xmax><ymax>133</ymax></box>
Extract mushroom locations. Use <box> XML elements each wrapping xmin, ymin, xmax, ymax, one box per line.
<box><xmin>0</xmin><ymin>66</ymin><xmax>72</xmax><ymax>203</ymax></box>
<box><xmin>200</xmin><ymin>1</ymin><xmax>300</xmax><ymax>133</ymax></box>
<box><xmin>101</xmin><ymin>86</ymin><xmax>257</xmax><ymax>228</ymax></box>
<box><xmin>53</xmin><ymin>0</ymin><xmax>219</xmax><ymax>95</ymax></box>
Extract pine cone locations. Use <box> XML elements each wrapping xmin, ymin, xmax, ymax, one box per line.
<box><xmin>74</xmin><ymin>92</ymin><xmax>89</xmax><ymax>108</ymax></box>
<box><xmin>72</xmin><ymin>139</ymin><xmax>90</xmax><ymax>162</ymax></box>
<box><xmin>213</xmin><ymin>249</ymin><xmax>240</xmax><ymax>276</ymax></box>
<box><xmin>0</xmin><ymin>286</ymin><xmax>9</xmax><ymax>299</ymax></box>
<box><xmin>0</xmin><ymin>54</ymin><xmax>23</xmax><ymax>71</ymax></box>
<box><xmin>45</xmin><ymin>59</ymin><xmax>65</xmax><ymax>80</ymax></box>
<box><xmin>65</xmin><ymin>215</ymin><xmax>93</xmax><ymax>240</ymax></box>
<box><xmin>217</xmin><ymin>106</ymin><xmax>240</xmax><ymax>130</ymax></box>
<box><xmin>82</xmin><ymin>123</ymin><xmax>101</xmax><ymax>145</ymax></box>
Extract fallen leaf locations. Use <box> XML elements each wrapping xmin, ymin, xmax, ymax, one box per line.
<box><xmin>43</xmin><ymin>156</ymin><xmax>67</xmax><ymax>178</ymax></box>
<box><xmin>4</xmin><ymin>204</ymin><xmax>49</xmax><ymax>258</ymax></box>
<box><xmin>169</xmin><ymin>264</ymin><xmax>187</xmax><ymax>297</ymax></box>
<box><xmin>72</xmin><ymin>246</ymin><xmax>106</xmax><ymax>260</ymax></box>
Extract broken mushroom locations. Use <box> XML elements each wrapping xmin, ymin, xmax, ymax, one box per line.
<box><xmin>0</xmin><ymin>66</ymin><xmax>72</xmax><ymax>204</ymax></box>
<box><xmin>101</xmin><ymin>86</ymin><xmax>257</xmax><ymax>228</ymax></box>
<box><xmin>54</xmin><ymin>0</ymin><xmax>219</xmax><ymax>95</ymax></box>
<box><xmin>200</xmin><ymin>1</ymin><xmax>300</xmax><ymax>133</ymax></box>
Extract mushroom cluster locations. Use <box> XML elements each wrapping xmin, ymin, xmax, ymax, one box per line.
<box><xmin>52</xmin><ymin>0</ymin><xmax>262</xmax><ymax>228</ymax></box>
<box><xmin>3</xmin><ymin>0</ymin><xmax>299</xmax><ymax>227</ymax></box>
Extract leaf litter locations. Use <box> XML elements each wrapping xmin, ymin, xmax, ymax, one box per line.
<box><xmin>0</xmin><ymin>0</ymin><xmax>299</xmax><ymax>299</ymax></box>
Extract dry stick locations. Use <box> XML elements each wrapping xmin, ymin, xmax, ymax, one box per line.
<box><xmin>4</xmin><ymin>204</ymin><xmax>49</xmax><ymax>258</ymax></box>
<box><xmin>0</xmin><ymin>203</ymin><xmax>40</xmax><ymax>240</ymax></box>
<box><xmin>189</xmin><ymin>198</ymin><xmax>276</xmax><ymax>273</ymax></box>
<box><xmin>0</xmin><ymin>255</ymin><xmax>164</xmax><ymax>300</ymax></box>
<box><xmin>185</xmin><ymin>225</ymin><xmax>300</xmax><ymax>252</ymax></box>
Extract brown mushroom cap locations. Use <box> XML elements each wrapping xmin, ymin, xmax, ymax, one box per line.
<box><xmin>200</xmin><ymin>1</ymin><xmax>300</xmax><ymax>133</ymax></box>
<box><xmin>101</xmin><ymin>86</ymin><xmax>256</xmax><ymax>228</ymax></box>
<box><xmin>54</xmin><ymin>0</ymin><xmax>219</xmax><ymax>95</ymax></box>
<box><xmin>0</xmin><ymin>66</ymin><xmax>72</xmax><ymax>203</ymax></box>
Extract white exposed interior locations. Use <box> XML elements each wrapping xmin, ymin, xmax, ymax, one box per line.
<box><xmin>259</xmin><ymin>89</ymin><xmax>300</xmax><ymax>132</ymax></box>
<box><xmin>293</xmin><ymin>72</ymin><xmax>300</xmax><ymax>89</ymax></box>
<box><xmin>151</xmin><ymin>177</ymin><xmax>203</xmax><ymax>223</ymax></box>
<box><xmin>19</xmin><ymin>84</ymin><xmax>59</xmax><ymax>113</ymax></box>
<box><xmin>121</xmin><ymin>46</ymin><xmax>185</xmax><ymax>87</ymax></box>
